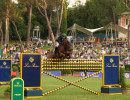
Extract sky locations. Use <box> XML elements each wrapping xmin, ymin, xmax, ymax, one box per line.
<box><xmin>12</xmin><ymin>0</ymin><xmax>18</xmax><ymax>3</ymax></box>
<box><xmin>12</xmin><ymin>0</ymin><xmax>86</xmax><ymax>7</ymax></box>
<box><xmin>67</xmin><ymin>0</ymin><xmax>86</xmax><ymax>7</ymax></box>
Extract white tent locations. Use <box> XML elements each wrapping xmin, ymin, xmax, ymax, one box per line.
<box><xmin>67</xmin><ymin>23</ymin><xmax>128</xmax><ymax>35</ymax></box>
<box><xmin>67</xmin><ymin>23</ymin><xmax>105</xmax><ymax>35</ymax></box>
<box><xmin>67</xmin><ymin>23</ymin><xmax>128</xmax><ymax>43</ymax></box>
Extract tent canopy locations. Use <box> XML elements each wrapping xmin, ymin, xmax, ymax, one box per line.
<box><xmin>67</xmin><ymin>24</ymin><xmax>93</xmax><ymax>35</ymax></box>
<box><xmin>67</xmin><ymin>23</ymin><xmax>128</xmax><ymax>35</ymax></box>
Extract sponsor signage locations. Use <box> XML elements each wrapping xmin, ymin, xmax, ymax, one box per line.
<box><xmin>10</xmin><ymin>78</ymin><xmax>24</xmax><ymax>100</ymax></box>
<box><xmin>42</xmin><ymin>71</ymin><xmax>61</xmax><ymax>76</ymax></box>
<box><xmin>0</xmin><ymin>59</ymin><xmax>12</xmax><ymax>83</ymax></box>
<box><xmin>20</xmin><ymin>53</ymin><xmax>41</xmax><ymax>88</ymax></box>
<box><xmin>103</xmin><ymin>55</ymin><xmax>120</xmax><ymax>86</ymax></box>
<box><xmin>80</xmin><ymin>72</ymin><xmax>102</xmax><ymax>78</ymax></box>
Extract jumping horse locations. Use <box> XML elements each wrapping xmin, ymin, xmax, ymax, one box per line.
<box><xmin>47</xmin><ymin>38</ymin><xmax>73</xmax><ymax>59</ymax></box>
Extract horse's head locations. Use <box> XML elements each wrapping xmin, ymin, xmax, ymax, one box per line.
<box><xmin>64</xmin><ymin>40</ymin><xmax>73</xmax><ymax>59</ymax></box>
<box><xmin>62</xmin><ymin>38</ymin><xmax>69</xmax><ymax>45</ymax></box>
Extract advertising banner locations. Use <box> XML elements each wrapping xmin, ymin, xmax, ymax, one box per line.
<box><xmin>42</xmin><ymin>71</ymin><xmax>61</xmax><ymax>76</ymax></box>
<box><xmin>0</xmin><ymin>59</ymin><xmax>12</xmax><ymax>83</ymax></box>
<box><xmin>10</xmin><ymin>78</ymin><xmax>24</xmax><ymax>100</ymax></box>
<box><xmin>103</xmin><ymin>55</ymin><xmax>120</xmax><ymax>86</ymax></box>
<box><xmin>80</xmin><ymin>72</ymin><xmax>130</xmax><ymax>79</ymax></box>
<box><xmin>20</xmin><ymin>54</ymin><xmax>41</xmax><ymax>88</ymax></box>
<box><xmin>80</xmin><ymin>72</ymin><xmax>102</xmax><ymax>78</ymax></box>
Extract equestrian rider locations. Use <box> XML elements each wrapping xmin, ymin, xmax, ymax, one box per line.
<box><xmin>53</xmin><ymin>33</ymin><xmax>67</xmax><ymax>55</ymax></box>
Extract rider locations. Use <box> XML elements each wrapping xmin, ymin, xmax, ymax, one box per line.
<box><xmin>53</xmin><ymin>33</ymin><xmax>67</xmax><ymax>55</ymax></box>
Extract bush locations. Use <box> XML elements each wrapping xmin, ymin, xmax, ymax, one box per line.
<box><xmin>12</xmin><ymin>64</ymin><xmax>18</xmax><ymax>72</ymax></box>
<box><xmin>120</xmin><ymin>68</ymin><xmax>126</xmax><ymax>88</ymax></box>
<box><xmin>63</xmin><ymin>70</ymin><xmax>72</xmax><ymax>74</ymax></box>
<box><xmin>4</xmin><ymin>87</ymin><xmax>10</xmax><ymax>93</ymax></box>
<box><xmin>125</xmin><ymin>84</ymin><xmax>130</xmax><ymax>88</ymax></box>
<box><xmin>125</xmin><ymin>65</ymin><xmax>130</xmax><ymax>71</ymax></box>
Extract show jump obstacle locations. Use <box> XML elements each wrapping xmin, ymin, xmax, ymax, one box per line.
<box><xmin>19</xmin><ymin>53</ymin><xmax>122</xmax><ymax>98</ymax></box>
<box><xmin>0</xmin><ymin>53</ymin><xmax>121</xmax><ymax>99</ymax></box>
<box><xmin>0</xmin><ymin>54</ymin><xmax>122</xmax><ymax>98</ymax></box>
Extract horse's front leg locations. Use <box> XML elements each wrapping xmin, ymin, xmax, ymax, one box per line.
<box><xmin>59</xmin><ymin>51</ymin><xmax>65</xmax><ymax>57</ymax></box>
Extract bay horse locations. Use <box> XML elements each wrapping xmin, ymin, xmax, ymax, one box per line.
<box><xmin>47</xmin><ymin>38</ymin><xmax>73</xmax><ymax>59</ymax></box>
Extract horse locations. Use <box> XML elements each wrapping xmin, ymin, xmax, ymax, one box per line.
<box><xmin>47</xmin><ymin>38</ymin><xmax>73</xmax><ymax>59</ymax></box>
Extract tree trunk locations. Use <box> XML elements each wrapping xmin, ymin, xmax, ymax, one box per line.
<box><xmin>56</xmin><ymin>0</ymin><xmax>60</xmax><ymax>38</ymax></box>
<box><xmin>0</xmin><ymin>20</ymin><xmax>3</xmax><ymax>49</ymax></box>
<box><xmin>61</xmin><ymin>2</ymin><xmax>67</xmax><ymax>34</ymax></box>
<box><xmin>12</xmin><ymin>21</ymin><xmax>24</xmax><ymax>52</ymax></box>
<box><xmin>48</xmin><ymin>13</ymin><xmax>52</xmax><ymax>40</ymax></box>
<box><xmin>44</xmin><ymin>9</ymin><xmax>56</xmax><ymax>48</ymax></box>
<box><xmin>55</xmin><ymin>0</ymin><xmax>64</xmax><ymax>38</ymax></box>
<box><xmin>27</xmin><ymin>3</ymin><xmax>32</xmax><ymax>48</ymax></box>
<box><xmin>113</xmin><ymin>12</ymin><xmax>117</xmax><ymax>47</ymax></box>
<box><xmin>56</xmin><ymin>8</ymin><xmax>60</xmax><ymax>38</ymax></box>
<box><xmin>5</xmin><ymin>7</ymin><xmax>9</xmax><ymax>45</ymax></box>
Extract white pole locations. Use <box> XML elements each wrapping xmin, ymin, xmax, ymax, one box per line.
<box><xmin>33</xmin><ymin>31</ymin><xmax>34</xmax><ymax>37</ymax></box>
<box><xmin>111</xmin><ymin>24</ymin><xmax>113</xmax><ymax>44</ymax></box>
<box><xmin>106</xmin><ymin>29</ymin><xmax>107</xmax><ymax>44</ymax></box>
<box><xmin>37</xmin><ymin>30</ymin><xmax>38</xmax><ymax>38</ymax></box>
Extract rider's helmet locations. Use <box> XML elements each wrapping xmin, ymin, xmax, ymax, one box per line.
<box><xmin>61</xmin><ymin>33</ymin><xmax>67</xmax><ymax>39</ymax></box>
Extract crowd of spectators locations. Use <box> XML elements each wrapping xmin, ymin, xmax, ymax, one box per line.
<box><xmin>1</xmin><ymin>39</ymin><xmax>130</xmax><ymax>67</ymax></box>
<box><xmin>71</xmin><ymin>43</ymin><xmax>130</xmax><ymax>66</ymax></box>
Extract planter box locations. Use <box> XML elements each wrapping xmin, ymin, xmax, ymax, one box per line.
<box><xmin>122</xmin><ymin>88</ymin><xmax>130</xmax><ymax>94</ymax></box>
<box><xmin>4</xmin><ymin>92</ymin><xmax>10</xmax><ymax>99</ymax></box>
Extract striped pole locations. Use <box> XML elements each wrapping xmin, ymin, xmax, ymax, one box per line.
<box><xmin>42</xmin><ymin>70</ymin><xmax>102</xmax><ymax>96</ymax></box>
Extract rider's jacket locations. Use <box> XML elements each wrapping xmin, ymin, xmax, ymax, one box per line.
<box><xmin>56</xmin><ymin>35</ymin><xmax>64</xmax><ymax>44</ymax></box>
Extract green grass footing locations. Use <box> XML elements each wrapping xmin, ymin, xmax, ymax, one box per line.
<box><xmin>0</xmin><ymin>77</ymin><xmax>130</xmax><ymax>100</ymax></box>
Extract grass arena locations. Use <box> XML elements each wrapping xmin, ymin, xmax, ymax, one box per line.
<box><xmin>0</xmin><ymin>54</ymin><xmax>130</xmax><ymax>100</ymax></box>
<box><xmin>1</xmin><ymin>77</ymin><xmax>130</xmax><ymax>100</ymax></box>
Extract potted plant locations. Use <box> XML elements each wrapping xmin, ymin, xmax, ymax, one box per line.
<box><xmin>4</xmin><ymin>86</ymin><xmax>10</xmax><ymax>99</ymax></box>
<box><xmin>120</xmin><ymin>68</ymin><xmax>130</xmax><ymax>94</ymax></box>
<box><xmin>12</xmin><ymin>64</ymin><xmax>19</xmax><ymax>77</ymax></box>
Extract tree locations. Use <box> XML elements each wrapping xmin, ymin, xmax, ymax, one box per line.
<box><xmin>0</xmin><ymin>20</ymin><xmax>4</xmax><ymax>50</ymax></box>
<box><xmin>55</xmin><ymin>0</ymin><xmax>65</xmax><ymax>38</ymax></box>
<box><xmin>20</xmin><ymin>0</ymin><xmax>35</xmax><ymax>48</ymax></box>
<box><xmin>5</xmin><ymin>0</ymin><xmax>12</xmax><ymax>45</ymax></box>
<box><xmin>8</xmin><ymin>1</ymin><xmax>26</xmax><ymax>52</ymax></box>
<box><xmin>35</xmin><ymin>0</ymin><xmax>66</xmax><ymax>48</ymax></box>
<box><xmin>26</xmin><ymin>0</ymin><xmax>34</xmax><ymax>48</ymax></box>
<box><xmin>61</xmin><ymin>1</ymin><xmax>67</xmax><ymax>34</ymax></box>
<box><xmin>124</xmin><ymin>0</ymin><xmax>130</xmax><ymax>10</ymax></box>
<box><xmin>35</xmin><ymin>0</ymin><xmax>56</xmax><ymax>48</ymax></box>
<box><xmin>89</xmin><ymin>0</ymin><xmax>127</xmax><ymax>46</ymax></box>
<box><xmin>0</xmin><ymin>0</ymin><xmax>7</xmax><ymax>49</ymax></box>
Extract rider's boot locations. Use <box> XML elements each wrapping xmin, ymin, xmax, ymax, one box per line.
<box><xmin>53</xmin><ymin>47</ymin><xmax>58</xmax><ymax>56</ymax></box>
